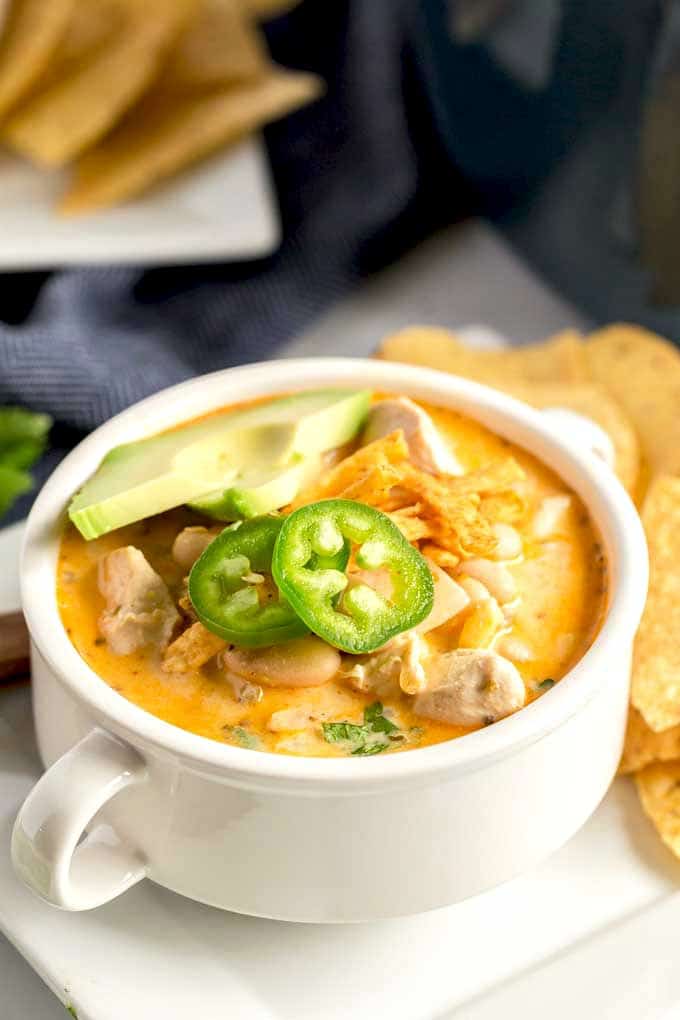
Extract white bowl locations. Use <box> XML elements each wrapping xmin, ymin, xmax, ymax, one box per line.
<box><xmin>11</xmin><ymin>359</ymin><xmax>648</xmax><ymax>920</ymax></box>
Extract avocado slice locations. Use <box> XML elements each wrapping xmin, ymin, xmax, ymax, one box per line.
<box><xmin>189</xmin><ymin>454</ymin><xmax>322</xmax><ymax>521</ymax></box>
<box><xmin>69</xmin><ymin>389</ymin><xmax>371</xmax><ymax>539</ymax></box>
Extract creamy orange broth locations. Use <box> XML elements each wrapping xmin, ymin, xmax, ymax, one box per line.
<box><xmin>57</xmin><ymin>397</ymin><xmax>607</xmax><ymax>756</ymax></box>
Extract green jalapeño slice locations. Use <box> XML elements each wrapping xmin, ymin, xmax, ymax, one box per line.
<box><xmin>272</xmin><ymin>499</ymin><xmax>434</xmax><ymax>654</ymax></box>
<box><xmin>189</xmin><ymin>516</ymin><xmax>328</xmax><ymax>648</ymax></box>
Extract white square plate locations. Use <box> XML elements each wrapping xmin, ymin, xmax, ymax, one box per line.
<box><xmin>2</xmin><ymin>240</ymin><xmax>677</xmax><ymax>1017</ymax></box>
<box><xmin>0</xmin><ymin>136</ymin><xmax>280</xmax><ymax>268</ymax></box>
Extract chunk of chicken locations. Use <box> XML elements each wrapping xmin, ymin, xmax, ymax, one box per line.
<box><xmin>418</xmin><ymin>562</ymin><xmax>469</xmax><ymax>633</ymax></box>
<box><xmin>392</xmin><ymin>631</ymin><xmax>428</xmax><ymax>694</ymax></box>
<box><xmin>172</xmin><ymin>526</ymin><xmax>220</xmax><ymax>569</ymax></box>
<box><xmin>98</xmin><ymin>546</ymin><xmax>180</xmax><ymax>655</ymax></box>
<box><xmin>162</xmin><ymin>621</ymin><xmax>226</xmax><ymax>673</ymax></box>
<box><xmin>342</xmin><ymin>631</ymin><xmax>430</xmax><ymax>696</ymax></box>
<box><xmin>341</xmin><ymin>651</ymin><xmax>400</xmax><ymax>697</ymax></box>
<box><xmin>362</xmin><ymin>397</ymin><xmax>463</xmax><ymax>475</ymax></box>
<box><xmin>413</xmin><ymin>649</ymin><xmax>525</xmax><ymax>727</ymax></box>
<box><xmin>221</xmin><ymin>636</ymin><xmax>341</xmax><ymax>688</ymax></box>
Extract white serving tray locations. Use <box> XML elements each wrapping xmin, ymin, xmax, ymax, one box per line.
<box><xmin>2</xmin><ymin>302</ymin><xmax>679</xmax><ymax>1018</ymax></box>
<box><xmin>0</xmin><ymin>136</ymin><xmax>280</xmax><ymax>268</ymax></box>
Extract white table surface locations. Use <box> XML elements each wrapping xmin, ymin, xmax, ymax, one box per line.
<box><xmin>1</xmin><ymin>220</ymin><xmax>588</xmax><ymax>1017</ymax></box>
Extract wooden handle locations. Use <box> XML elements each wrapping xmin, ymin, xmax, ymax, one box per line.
<box><xmin>0</xmin><ymin>611</ymin><xmax>30</xmax><ymax>681</ymax></box>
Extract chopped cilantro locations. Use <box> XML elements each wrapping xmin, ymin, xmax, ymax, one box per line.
<box><xmin>537</xmin><ymin>678</ymin><xmax>555</xmax><ymax>691</ymax></box>
<box><xmin>351</xmin><ymin>742</ymin><xmax>390</xmax><ymax>756</ymax></box>
<box><xmin>65</xmin><ymin>1006</ymin><xmax>78</xmax><ymax>1018</ymax></box>
<box><xmin>223</xmin><ymin>725</ymin><xmax>259</xmax><ymax>750</ymax></box>
<box><xmin>0</xmin><ymin>407</ymin><xmax>51</xmax><ymax>519</ymax></box>
<box><xmin>322</xmin><ymin>702</ymin><xmax>401</xmax><ymax>756</ymax></box>
<box><xmin>322</xmin><ymin>721</ymin><xmax>367</xmax><ymax>744</ymax></box>
<box><xmin>363</xmin><ymin>701</ymin><xmax>398</xmax><ymax>734</ymax></box>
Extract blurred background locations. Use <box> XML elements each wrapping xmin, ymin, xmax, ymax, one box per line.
<box><xmin>0</xmin><ymin>0</ymin><xmax>676</xmax><ymax>517</ymax></box>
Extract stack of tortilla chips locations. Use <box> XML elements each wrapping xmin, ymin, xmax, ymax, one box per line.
<box><xmin>0</xmin><ymin>0</ymin><xmax>321</xmax><ymax>213</ymax></box>
<box><xmin>377</xmin><ymin>323</ymin><xmax>680</xmax><ymax>860</ymax></box>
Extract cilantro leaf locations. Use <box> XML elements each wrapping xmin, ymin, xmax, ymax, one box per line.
<box><xmin>363</xmin><ymin>701</ymin><xmax>398</xmax><ymax>734</ymax></box>
<box><xmin>0</xmin><ymin>437</ymin><xmax>47</xmax><ymax>470</ymax></box>
<box><xmin>322</xmin><ymin>701</ymin><xmax>401</xmax><ymax>756</ymax></box>
<box><xmin>0</xmin><ymin>407</ymin><xmax>51</xmax><ymax>519</ymax></box>
<box><xmin>223</xmin><ymin>725</ymin><xmax>260</xmax><ymax>750</ymax></box>
<box><xmin>322</xmin><ymin>721</ymin><xmax>366</xmax><ymax>744</ymax></box>
<box><xmin>352</xmin><ymin>741</ymin><xmax>389</xmax><ymax>756</ymax></box>
<box><xmin>0</xmin><ymin>465</ymin><xmax>33</xmax><ymax>518</ymax></box>
<box><xmin>537</xmin><ymin>678</ymin><xmax>555</xmax><ymax>691</ymax></box>
<box><xmin>0</xmin><ymin>407</ymin><xmax>51</xmax><ymax>452</ymax></box>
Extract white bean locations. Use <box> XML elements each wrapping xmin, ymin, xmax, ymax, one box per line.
<box><xmin>490</xmin><ymin>523</ymin><xmax>523</xmax><ymax>561</ymax></box>
<box><xmin>457</xmin><ymin>576</ymin><xmax>491</xmax><ymax>604</ymax></box>
<box><xmin>497</xmin><ymin>634</ymin><xmax>533</xmax><ymax>663</ymax></box>
<box><xmin>222</xmin><ymin>636</ymin><xmax>341</xmax><ymax>688</ymax></box>
<box><xmin>531</xmin><ymin>495</ymin><xmax>572</xmax><ymax>541</ymax></box>
<box><xmin>172</xmin><ymin>527</ymin><xmax>218</xmax><ymax>569</ymax></box>
<box><xmin>458</xmin><ymin>558</ymin><xmax>517</xmax><ymax>605</ymax></box>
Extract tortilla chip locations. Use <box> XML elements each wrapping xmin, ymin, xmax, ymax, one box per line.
<box><xmin>337</xmin><ymin>463</ymin><xmax>403</xmax><ymax>507</ymax></box>
<box><xmin>445</xmin><ymin>458</ymin><xmax>526</xmax><ymax>497</ymax></box>
<box><xmin>48</xmin><ymin>0</ymin><xmax>123</xmax><ymax>72</ymax></box>
<box><xmin>162</xmin><ymin>622</ymin><xmax>225</xmax><ymax>673</ymax></box>
<box><xmin>631</xmin><ymin>475</ymin><xmax>680</xmax><ymax>731</ymax></box>
<box><xmin>395</xmin><ymin>459</ymin><xmax>525</xmax><ymax>559</ymax></box>
<box><xmin>585</xmin><ymin>324</ymin><xmax>680</xmax><ymax>482</ymax></box>
<box><xmin>479</xmin><ymin>491</ymin><xmax>527</xmax><ymax>525</ymax></box>
<box><xmin>60</xmin><ymin>67</ymin><xmax>322</xmax><ymax>213</ymax></box>
<box><xmin>377</xmin><ymin>326</ymin><xmax>589</xmax><ymax>386</ymax></box>
<box><xmin>620</xmin><ymin>708</ymin><xmax>680</xmax><ymax>774</ymax></box>
<box><xmin>636</xmin><ymin>760</ymin><xmax>680</xmax><ymax>859</ymax></box>
<box><xmin>0</xmin><ymin>0</ymin><xmax>75</xmax><ymax>120</ymax></box>
<box><xmin>9</xmin><ymin>0</ymin><xmax>124</xmax><ymax>114</ymax></box>
<box><xmin>387</xmin><ymin>506</ymin><xmax>434</xmax><ymax>543</ymax></box>
<box><xmin>500</xmin><ymin>382</ymin><xmax>641</xmax><ymax>498</ymax></box>
<box><xmin>293</xmin><ymin>430</ymin><xmax>409</xmax><ymax>507</ymax></box>
<box><xmin>377</xmin><ymin>327</ymin><xmax>641</xmax><ymax>496</ymax></box>
<box><xmin>420</xmin><ymin>543</ymin><xmax>460</xmax><ymax>572</ymax></box>
<box><xmin>160</xmin><ymin>0</ymin><xmax>266</xmax><ymax>93</ymax></box>
<box><xmin>2</xmin><ymin>0</ymin><xmax>196</xmax><ymax>167</ymax></box>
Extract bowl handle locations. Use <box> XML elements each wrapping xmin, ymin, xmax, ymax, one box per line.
<box><xmin>539</xmin><ymin>408</ymin><xmax>616</xmax><ymax>469</ymax></box>
<box><xmin>11</xmin><ymin>728</ymin><xmax>148</xmax><ymax>911</ymax></box>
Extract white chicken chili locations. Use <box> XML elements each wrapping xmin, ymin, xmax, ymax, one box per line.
<box><xmin>58</xmin><ymin>391</ymin><xmax>607</xmax><ymax>756</ymax></box>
